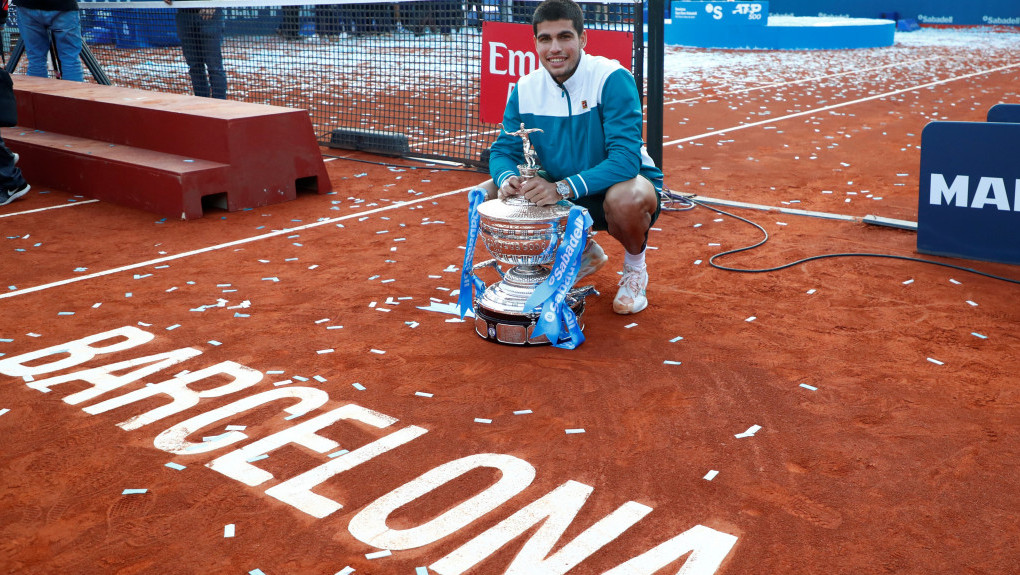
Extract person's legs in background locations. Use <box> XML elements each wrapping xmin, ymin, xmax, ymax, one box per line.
<box><xmin>279</xmin><ymin>6</ymin><xmax>300</xmax><ymax>39</ymax></box>
<box><xmin>176</xmin><ymin>10</ymin><xmax>210</xmax><ymax>98</ymax></box>
<box><xmin>48</xmin><ymin>10</ymin><xmax>83</xmax><ymax>82</ymax></box>
<box><xmin>201</xmin><ymin>11</ymin><xmax>227</xmax><ymax>99</ymax></box>
<box><xmin>17</xmin><ymin>9</ymin><xmax>54</xmax><ymax>79</ymax></box>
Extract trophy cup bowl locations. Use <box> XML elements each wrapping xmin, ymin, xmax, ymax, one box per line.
<box><xmin>477</xmin><ymin>195</ymin><xmax>570</xmax><ymax>267</ymax></box>
<box><xmin>472</xmin><ymin>179</ymin><xmax>591</xmax><ymax>345</ymax></box>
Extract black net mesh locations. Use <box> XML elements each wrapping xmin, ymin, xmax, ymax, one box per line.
<box><xmin>3</xmin><ymin>0</ymin><xmax>642</xmax><ymax>166</ymax></box>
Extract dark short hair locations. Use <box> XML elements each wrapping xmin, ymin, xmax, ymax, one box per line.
<box><xmin>532</xmin><ymin>0</ymin><xmax>585</xmax><ymax>36</ymax></box>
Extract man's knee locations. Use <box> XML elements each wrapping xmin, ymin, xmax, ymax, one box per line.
<box><xmin>605</xmin><ymin>176</ymin><xmax>656</xmax><ymax>216</ymax></box>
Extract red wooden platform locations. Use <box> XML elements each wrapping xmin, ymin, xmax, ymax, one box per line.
<box><xmin>2</xmin><ymin>77</ymin><xmax>331</xmax><ymax>219</ymax></box>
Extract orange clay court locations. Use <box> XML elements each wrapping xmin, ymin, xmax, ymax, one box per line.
<box><xmin>1</xmin><ymin>27</ymin><xmax>1019</xmax><ymax>575</ymax></box>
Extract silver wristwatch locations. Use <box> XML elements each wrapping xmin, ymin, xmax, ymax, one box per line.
<box><xmin>555</xmin><ymin>180</ymin><xmax>572</xmax><ymax>201</ymax></box>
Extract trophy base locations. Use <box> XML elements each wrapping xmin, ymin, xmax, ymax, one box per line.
<box><xmin>473</xmin><ymin>300</ymin><xmax>586</xmax><ymax>346</ymax></box>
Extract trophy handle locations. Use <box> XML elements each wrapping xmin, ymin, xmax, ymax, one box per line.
<box><xmin>569</xmin><ymin>285</ymin><xmax>599</xmax><ymax>299</ymax></box>
<box><xmin>473</xmin><ymin>258</ymin><xmax>504</xmax><ymax>279</ymax></box>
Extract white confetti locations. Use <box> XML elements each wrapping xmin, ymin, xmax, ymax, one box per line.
<box><xmin>734</xmin><ymin>425</ymin><xmax>762</xmax><ymax>438</ymax></box>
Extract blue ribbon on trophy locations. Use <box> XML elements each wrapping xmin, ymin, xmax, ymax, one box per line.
<box><xmin>458</xmin><ymin>188</ymin><xmax>487</xmax><ymax>319</ymax></box>
<box><xmin>524</xmin><ymin>205</ymin><xmax>593</xmax><ymax>349</ymax></box>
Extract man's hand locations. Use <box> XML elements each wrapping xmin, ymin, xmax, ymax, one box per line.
<box><xmin>519</xmin><ymin>177</ymin><xmax>561</xmax><ymax>207</ymax></box>
<box><xmin>497</xmin><ymin>175</ymin><xmax>522</xmax><ymax>200</ymax></box>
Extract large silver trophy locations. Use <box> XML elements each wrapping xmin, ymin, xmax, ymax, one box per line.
<box><xmin>470</xmin><ymin>124</ymin><xmax>595</xmax><ymax>345</ymax></box>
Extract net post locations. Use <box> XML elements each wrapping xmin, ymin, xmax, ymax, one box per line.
<box><xmin>645</xmin><ymin>0</ymin><xmax>664</xmax><ymax>169</ymax></box>
<box><xmin>632</xmin><ymin>0</ymin><xmax>644</xmax><ymax>103</ymax></box>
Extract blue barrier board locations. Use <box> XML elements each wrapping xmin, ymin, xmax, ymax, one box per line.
<box><xmin>769</xmin><ymin>0</ymin><xmax>1019</xmax><ymax>26</ymax></box>
<box><xmin>918</xmin><ymin>121</ymin><xmax>1020</xmax><ymax>266</ymax></box>
<box><xmin>987</xmin><ymin>104</ymin><xmax>1020</xmax><ymax>123</ymax></box>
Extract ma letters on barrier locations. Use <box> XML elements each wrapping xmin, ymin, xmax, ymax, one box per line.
<box><xmin>917</xmin><ymin>121</ymin><xmax>1020</xmax><ymax>265</ymax></box>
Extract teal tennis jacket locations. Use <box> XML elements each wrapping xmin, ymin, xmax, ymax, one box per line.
<box><xmin>489</xmin><ymin>51</ymin><xmax>663</xmax><ymax>199</ymax></box>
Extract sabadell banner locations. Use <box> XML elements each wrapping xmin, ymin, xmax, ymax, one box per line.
<box><xmin>479</xmin><ymin>21</ymin><xmax>633</xmax><ymax>125</ymax></box>
<box><xmin>768</xmin><ymin>0</ymin><xmax>1019</xmax><ymax>26</ymax></box>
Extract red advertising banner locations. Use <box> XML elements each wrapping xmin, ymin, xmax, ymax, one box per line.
<box><xmin>480</xmin><ymin>22</ymin><xmax>634</xmax><ymax>124</ymax></box>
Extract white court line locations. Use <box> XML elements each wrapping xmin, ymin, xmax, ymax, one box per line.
<box><xmin>663</xmin><ymin>55</ymin><xmax>940</xmax><ymax>106</ymax></box>
<box><xmin>664</xmin><ymin>61</ymin><xmax>1020</xmax><ymax>147</ymax></box>
<box><xmin>414</xmin><ymin>58</ymin><xmax>939</xmax><ymax>146</ymax></box>
<box><xmin>0</xmin><ymin>186</ymin><xmax>477</xmax><ymax>300</ymax></box>
<box><xmin>0</xmin><ymin>199</ymin><xmax>99</xmax><ymax>218</ymax></box>
<box><xmin>425</xmin><ymin>58</ymin><xmax>938</xmax><ymax>145</ymax></box>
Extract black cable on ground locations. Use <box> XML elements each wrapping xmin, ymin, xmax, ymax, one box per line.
<box><xmin>660</xmin><ymin>187</ymin><xmax>697</xmax><ymax>211</ymax></box>
<box><xmin>679</xmin><ymin>194</ymin><xmax>1020</xmax><ymax>285</ymax></box>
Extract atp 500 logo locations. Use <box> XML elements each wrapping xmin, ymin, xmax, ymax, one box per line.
<box><xmin>705</xmin><ymin>2</ymin><xmax>764</xmax><ymax>20</ymax></box>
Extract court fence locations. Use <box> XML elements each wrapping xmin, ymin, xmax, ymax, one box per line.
<box><xmin>3</xmin><ymin>0</ymin><xmax>646</xmax><ymax>167</ymax></box>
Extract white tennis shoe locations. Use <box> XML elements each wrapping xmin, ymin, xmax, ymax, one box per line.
<box><xmin>575</xmin><ymin>239</ymin><xmax>608</xmax><ymax>282</ymax></box>
<box><xmin>613</xmin><ymin>263</ymin><xmax>648</xmax><ymax>314</ymax></box>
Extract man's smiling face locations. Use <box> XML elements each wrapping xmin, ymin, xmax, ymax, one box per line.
<box><xmin>535</xmin><ymin>19</ymin><xmax>586</xmax><ymax>84</ymax></box>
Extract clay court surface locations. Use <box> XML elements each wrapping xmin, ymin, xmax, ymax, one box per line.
<box><xmin>2</xmin><ymin>27</ymin><xmax>1020</xmax><ymax>574</ymax></box>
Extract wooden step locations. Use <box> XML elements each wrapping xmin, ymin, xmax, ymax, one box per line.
<box><xmin>6</xmin><ymin>128</ymin><xmax>232</xmax><ymax>219</ymax></box>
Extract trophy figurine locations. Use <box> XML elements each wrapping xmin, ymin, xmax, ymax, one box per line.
<box><xmin>465</xmin><ymin>123</ymin><xmax>596</xmax><ymax>345</ymax></box>
<box><xmin>504</xmin><ymin>123</ymin><xmax>543</xmax><ymax>180</ymax></box>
